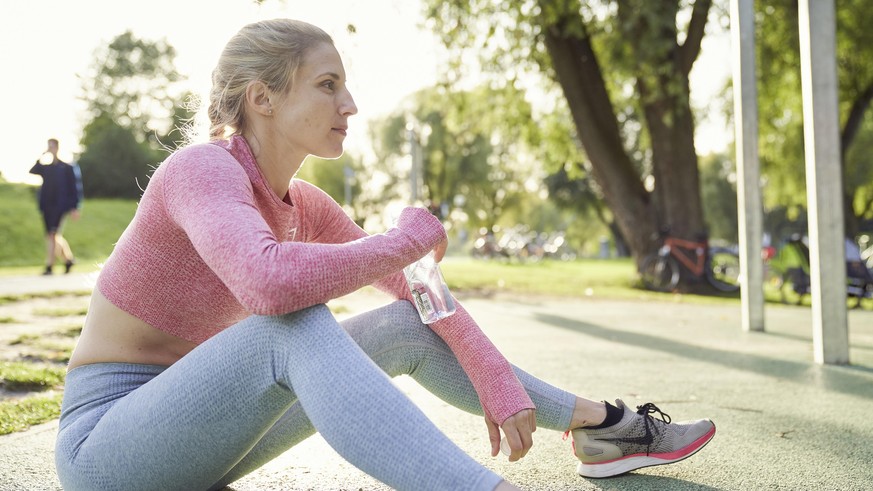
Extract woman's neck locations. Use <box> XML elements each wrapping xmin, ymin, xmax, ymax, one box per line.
<box><xmin>242</xmin><ymin>133</ymin><xmax>303</xmax><ymax>199</ymax></box>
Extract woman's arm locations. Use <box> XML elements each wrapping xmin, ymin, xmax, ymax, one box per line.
<box><xmin>160</xmin><ymin>147</ymin><xmax>446</xmax><ymax>316</ymax></box>
<box><xmin>299</xmin><ymin>180</ymin><xmax>535</xmax><ymax>425</ymax></box>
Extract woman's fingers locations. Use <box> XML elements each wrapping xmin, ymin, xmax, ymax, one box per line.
<box><xmin>500</xmin><ymin>409</ymin><xmax>536</xmax><ymax>462</ymax></box>
<box><xmin>484</xmin><ymin>416</ymin><xmax>501</xmax><ymax>457</ymax></box>
<box><xmin>433</xmin><ymin>238</ymin><xmax>448</xmax><ymax>262</ymax></box>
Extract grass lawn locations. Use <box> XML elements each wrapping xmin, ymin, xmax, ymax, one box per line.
<box><xmin>0</xmin><ymin>181</ymin><xmax>135</xmax><ymax>268</ymax></box>
<box><xmin>0</xmin><ymin>362</ymin><xmax>66</xmax><ymax>391</ymax></box>
<box><xmin>0</xmin><ymin>393</ymin><xmax>63</xmax><ymax>435</ymax></box>
<box><xmin>440</xmin><ymin>257</ymin><xmax>745</xmax><ymax>305</ymax></box>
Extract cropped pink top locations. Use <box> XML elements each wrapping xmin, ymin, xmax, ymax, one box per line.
<box><xmin>96</xmin><ymin>135</ymin><xmax>534</xmax><ymax>425</ymax></box>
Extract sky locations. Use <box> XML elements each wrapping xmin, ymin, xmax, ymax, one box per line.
<box><xmin>0</xmin><ymin>0</ymin><xmax>731</xmax><ymax>185</ymax></box>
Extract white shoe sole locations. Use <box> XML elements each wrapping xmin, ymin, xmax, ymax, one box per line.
<box><xmin>577</xmin><ymin>424</ymin><xmax>716</xmax><ymax>478</ymax></box>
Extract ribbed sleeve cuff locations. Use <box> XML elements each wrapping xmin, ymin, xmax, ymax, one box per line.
<box><xmin>430</xmin><ymin>304</ymin><xmax>535</xmax><ymax>426</ymax></box>
<box><xmin>393</xmin><ymin>207</ymin><xmax>446</xmax><ymax>255</ymax></box>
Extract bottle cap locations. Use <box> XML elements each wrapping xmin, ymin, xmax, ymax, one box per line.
<box><xmin>500</xmin><ymin>437</ymin><xmax>511</xmax><ymax>456</ymax></box>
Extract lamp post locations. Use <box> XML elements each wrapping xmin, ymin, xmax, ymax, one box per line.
<box><xmin>406</xmin><ymin>121</ymin><xmax>431</xmax><ymax>205</ymax></box>
<box><xmin>343</xmin><ymin>163</ymin><xmax>354</xmax><ymax>208</ymax></box>
<box><xmin>406</xmin><ymin>122</ymin><xmax>421</xmax><ymax>204</ymax></box>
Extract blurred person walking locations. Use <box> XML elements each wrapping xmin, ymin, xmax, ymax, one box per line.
<box><xmin>29</xmin><ymin>138</ymin><xmax>82</xmax><ymax>275</ymax></box>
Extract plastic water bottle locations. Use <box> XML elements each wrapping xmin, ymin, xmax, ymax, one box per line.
<box><xmin>402</xmin><ymin>251</ymin><xmax>456</xmax><ymax>324</ymax></box>
<box><xmin>500</xmin><ymin>437</ymin><xmax>511</xmax><ymax>456</ymax></box>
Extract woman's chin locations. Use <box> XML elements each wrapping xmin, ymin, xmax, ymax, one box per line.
<box><xmin>312</xmin><ymin>148</ymin><xmax>344</xmax><ymax>160</ymax></box>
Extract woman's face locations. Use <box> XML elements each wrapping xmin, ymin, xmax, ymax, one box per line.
<box><xmin>270</xmin><ymin>42</ymin><xmax>357</xmax><ymax>162</ymax></box>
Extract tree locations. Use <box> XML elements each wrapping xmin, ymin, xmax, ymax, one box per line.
<box><xmin>424</xmin><ymin>0</ymin><xmax>716</xmax><ymax>290</ymax></box>
<box><xmin>80</xmin><ymin>30</ymin><xmax>183</xmax><ymax>136</ymax></box>
<box><xmin>756</xmin><ymin>0</ymin><xmax>873</xmax><ymax>239</ymax></box>
<box><xmin>545</xmin><ymin>164</ymin><xmax>630</xmax><ymax>256</ymax></box>
<box><xmin>538</xmin><ymin>106</ymin><xmax>630</xmax><ymax>255</ymax></box>
<box><xmin>77</xmin><ymin>114</ymin><xmax>156</xmax><ymax>199</ymax></box>
<box><xmin>698</xmin><ymin>152</ymin><xmax>738</xmax><ymax>244</ymax></box>
<box><xmin>371</xmin><ymin>85</ymin><xmax>537</xmax><ymax>234</ymax></box>
<box><xmin>77</xmin><ymin>31</ymin><xmax>190</xmax><ymax>198</ymax></box>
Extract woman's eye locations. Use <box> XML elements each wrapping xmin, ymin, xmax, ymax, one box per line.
<box><xmin>322</xmin><ymin>80</ymin><xmax>335</xmax><ymax>90</ymax></box>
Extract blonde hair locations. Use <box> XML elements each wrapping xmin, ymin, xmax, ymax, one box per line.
<box><xmin>207</xmin><ymin>19</ymin><xmax>333</xmax><ymax>140</ymax></box>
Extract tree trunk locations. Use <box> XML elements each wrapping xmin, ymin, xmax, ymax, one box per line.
<box><xmin>636</xmin><ymin>72</ymin><xmax>705</xmax><ymax>243</ymax></box>
<box><xmin>622</xmin><ymin>0</ymin><xmax>708</xmax><ymax>239</ymax></box>
<box><xmin>542</xmin><ymin>17</ymin><xmax>660</xmax><ymax>268</ymax></box>
<box><xmin>541</xmin><ymin>1</ymin><xmax>713</xmax><ymax>291</ymax></box>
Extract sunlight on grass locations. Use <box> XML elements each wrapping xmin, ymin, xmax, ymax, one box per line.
<box><xmin>23</xmin><ymin>338</ymin><xmax>77</xmax><ymax>353</ymax></box>
<box><xmin>0</xmin><ymin>291</ymin><xmax>92</xmax><ymax>305</ymax></box>
<box><xmin>0</xmin><ymin>362</ymin><xmax>66</xmax><ymax>391</ymax></box>
<box><xmin>0</xmin><ymin>263</ymin><xmax>103</xmax><ymax>277</ymax></box>
<box><xmin>0</xmin><ymin>392</ymin><xmax>63</xmax><ymax>436</ymax></box>
<box><xmin>32</xmin><ymin>306</ymin><xmax>89</xmax><ymax>317</ymax></box>
<box><xmin>441</xmin><ymin>257</ymin><xmax>636</xmax><ymax>295</ymax></box>
<box><xmin>9</xmin><ymin>334</ymin><xmax>39</xmax><ymax>346</ymax></box>
<box><xmin>60</xmin><ymin>325</ymin><xmax>83</xmax><ymax>337</ymax></box>
<box><xmin>440</xmin><ymin>257</ymin><xmax>741</xmax><ymax>305</ymax></box>
<box><xmin>20</xmin><ymin>351</ymin><xmax>73</xmax><ymax>364</ymax></box>
<box><xmin>329</xmin><ymin>304</ymin><xmax>351</xmax><ymax>315</ymax></box>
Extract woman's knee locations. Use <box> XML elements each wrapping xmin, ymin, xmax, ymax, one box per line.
<box><xmin>252</xmin><ymin>304</ymin><xmax>335</xmax><ymax>329</ymax></box>
<box><xmin>223</xmin><ymin>304</ymin><xmax>338</xmax><ymax>350</ymax></box>
<box><xmin>340</xmin><ymin>301</ymin><xmax>452</xmax><ymax>373</ymax></box>
<box><xmin>344</xmin><ymin>300</ymin><xmax>437</xmax><ymax>342</ymax></box>
<box><xmin>280</xmin><ymin>303</ymin><xmax>333</xmax><ymax>321</ymax></box>
<box><xmin>386</xmin><ymin>298</ymin><xmax>424</xmax><ymax>324</ymax></box>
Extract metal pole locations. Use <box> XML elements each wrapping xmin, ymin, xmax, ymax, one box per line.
<box><xmin>798</xmin><ymin>0</ymin><xmax>849</xmax><ymax>364</ymax></box>
<box><xmin>407</xmin><ymin>124</ymin><xmax>420</xmax><ymax>204</ymax></box>
<box><xmin>343</xmin><ymin>163</ymin><xmax>353</xmax><ymax>207</ymax></box>
<box><xmin>731</xmin><ymin>0</ymin><xmax>765</xmax><ymax>332</ymax></box>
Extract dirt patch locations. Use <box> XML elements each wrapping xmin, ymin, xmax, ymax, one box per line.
<box><xmin>0</xmin><ymin>294</ymin><xmax>88</xmax><ymax>402</ymax></box>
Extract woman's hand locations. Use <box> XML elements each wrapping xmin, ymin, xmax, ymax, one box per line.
<box><xmin>486</xmin><ymin>408</ymin><xmax>537</xmax><ymax>462</ymax></box>
<box><xmin>432</xmin><ymin>237</ymin><xmax>448</xmax><ymax>262</ymax></box>
<box><xmin>395</xmin><ymin>207</ymin><xmax>447</xmax><ymax>261</ymax></box>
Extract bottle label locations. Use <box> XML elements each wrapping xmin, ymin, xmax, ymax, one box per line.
<box><xmin>412</xmin><ymin>286</ymin><xmax>434</xmax><ymax>317</ymax></box>
<box><xmin>403</xmin><ymin>251</ymin><xmax>456</xmax><ymax>324</ymax></box>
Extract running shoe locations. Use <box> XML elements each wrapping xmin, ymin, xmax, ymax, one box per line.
<box><xmin>568</xmin><ymin>399</ymin><xmax>715</xmax><ymax>478</ymax></box>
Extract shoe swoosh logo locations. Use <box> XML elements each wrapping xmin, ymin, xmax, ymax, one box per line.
<box><xmin>594</xmin><ymin>435</ymin><xmax>655</xmax><ymax>445</ymax></box>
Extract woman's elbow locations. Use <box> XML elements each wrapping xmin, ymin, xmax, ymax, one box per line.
<box><xmin>235</xmin><ymin>271</ymin><xmax>302</xmax><ymax>315</ymax></box>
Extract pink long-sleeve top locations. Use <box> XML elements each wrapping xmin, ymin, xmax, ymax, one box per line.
<box><xmin>97</xmin><ymin>135</ymin><xmax>534</xmax><ymax>425</ymax></box>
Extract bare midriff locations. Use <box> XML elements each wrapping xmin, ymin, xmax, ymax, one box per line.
<box><xmin>67</xmin><ymin>289</ymin><xmax>197</xmax><ymax>370</ymax></box>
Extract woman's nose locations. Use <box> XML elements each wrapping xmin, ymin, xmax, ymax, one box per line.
<box><xmin>340</xmin><ymin>90</ymin><xmax>358</xmax><ymax>116</ymax></box>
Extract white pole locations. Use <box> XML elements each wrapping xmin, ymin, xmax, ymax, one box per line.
<box><xmin>730</xmin><ymin>0</ymin><xmax>765</xmax><ymax>332</ymax></box>
<box><xmin>798</xmin><ymin>0</ymin><xmax>849</xmax><ymax>365</ymax></box>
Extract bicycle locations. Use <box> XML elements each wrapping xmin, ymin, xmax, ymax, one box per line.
<box><xmin>640</xmin><ymin>234</ymin><xmax>741</xmax><ymax>293</ymax></box>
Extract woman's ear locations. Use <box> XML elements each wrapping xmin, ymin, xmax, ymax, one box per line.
<box><xmin>245</xmin><ymin>80</ymin><xmax>274</xmax><ymax>117</ymax></box>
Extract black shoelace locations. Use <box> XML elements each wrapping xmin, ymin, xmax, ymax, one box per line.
<box><xmin>636</xmin><ymin>402</ymin><xmax>672</xmax><ymax>424</ymax></box>
<box><xmin>635</xmin><ymin>403</ymin><xmax>672</xmax><ymax>454</ymax></box>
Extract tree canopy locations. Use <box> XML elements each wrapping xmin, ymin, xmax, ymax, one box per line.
<box><xmin>77</xmin><ymin>31</ymin><xmax>191</xmax><ymax>198</ymax></box>
<box><xmin>422</xmin><ymin>0</ymin><xmax>717</xmax><ymax>289</ymax></box>
<box><xmin>80</xmin><ymin>30</ymin><xmax>183</xmax><ymax>135</ymax></box>
<box><xmin>371</xmin><ymin>84</ymin><xmax>539</xmax><ymax>233</ymax></box>
<box><xmin>756</xmin><ymin>0</ymin><xmax>873</xmax><ymax>238</ymax></box>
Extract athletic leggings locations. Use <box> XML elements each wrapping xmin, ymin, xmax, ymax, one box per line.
<box><xmin>55</xmin><ymin>300</ymin><xmax>577</xmax><ymax>491</ymax></box>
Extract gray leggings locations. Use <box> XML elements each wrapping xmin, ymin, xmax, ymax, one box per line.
<box><xmin>55</xmin><ymin>300</ymin><xmax>576</xmax><ymax>491</ymax></box>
